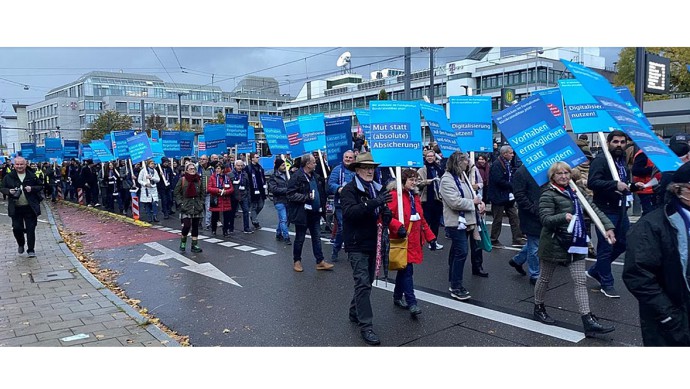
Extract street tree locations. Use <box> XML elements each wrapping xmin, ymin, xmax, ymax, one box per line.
<box><xmin>146</xmin><ymin>114</ymin><xmax>166</xmax><ymax>135</ymax></box>
<box><xmin>614</xmin><ymin>47</ymin><xmax>690</xmax><ymax>100</ymax></box>
<box><xmin>82</xmin><ymin>110</ymin><xmax>132</xmax><ymax>144</ymax></box>
<box><xmin>378</xmin><ymin>89</ymin><xmax>389</xmax><ymax>100</ymax></box>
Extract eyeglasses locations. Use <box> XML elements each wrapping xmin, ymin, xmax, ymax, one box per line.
<box><xmin>554</xmin><ymin>171</ymin><xmax>571</xmax><ymax>176</ymax></box>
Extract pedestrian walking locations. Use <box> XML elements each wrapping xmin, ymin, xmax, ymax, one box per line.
<box><xmin>1</xmin><ymin>156</ymin><xmax>44</xmax><ymax>257</ymax></box>
<box><xmin>245</xmin><ymin>152</ymin><xmax>267</xmax><ymax>229</ymax></box>
<box><xmin>340</xmin><ymin>152</ymin><xmax>392</xmax><ymax>345</ymax></box>
<box><xmin>287</xmin><ymin>153</ymin><xmax>333</xmax><ymax>272</ymax></box>
<box><xmin>533</xmin><ymin>161</ymin><xmax>616</xmax><ymax>337</ymax></box>
<box><xmin>623</xmin><ymin>162</ymin><xmax>690</xmax><ymax>346</ymax></box>
<box><xmin>268</xmin><ymin>157</ymin><xmax>291</xmax><ymax>244</ymax></box>
<box><xmin>138</xmin><ymin>159</ymin><xmax>160</xmax><ymax>223</ymax></box>
<box><xmin>327</xmin><ymin>150</ymin><xmax>356</xmax><ymax>261</ymax></box>
<box><xmin>387</xmin><ymin>168</ymin><xmax>436</xmax><ymax>317</ymax></box>
<box><xmin>207</xmin><ymin>165</ymin><xmax>234</xmax><ymax>237</ymax></box>
<box><xmin>175</xmin><ymin>162</ymin><xmax>205</xmax><ymax>253</ymax></box>
<box><xmin>439</xmin><ymin>151</ymin><xmax>485</xmax><ymax>301</ymax></box>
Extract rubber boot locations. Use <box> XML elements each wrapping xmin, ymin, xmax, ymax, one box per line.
<box><xmin>581</xmin><ymin>312</ymin><xmax>615</xmax><ymax>337</ymax></box>
<box><xmin>533</xmin><ymin>303</ymin><xmax>556</xmax><ymax>325</ymax></box>
<box><xmin>179</xmin><ymin>236</ymin><xmax>187</xmax><ymax>252</ymax></box>
<box><xmin>191</xmin><ymin>239</ymin><xmax>203</xmax><ymax>253</ymax></box>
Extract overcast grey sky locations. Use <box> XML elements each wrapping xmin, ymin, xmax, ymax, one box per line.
<box><xmin>0</xmin><ymin>46</ymin><xmax>622</xmax><ymax>115</ymax></box>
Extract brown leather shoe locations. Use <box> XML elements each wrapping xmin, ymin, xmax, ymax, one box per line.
<box><xmin>316</xmin><ymin>260</ymin><xmax>334</xmax><ymax>270</ymax></box>
<box><xmin>293</xmin><ymin>261</ymin><xmax>303</xmax><ymax>272</ymax></box>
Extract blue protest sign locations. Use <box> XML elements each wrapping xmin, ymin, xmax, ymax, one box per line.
<box><xmin>102</xmin><ymin>133</ymin><xmax>113</xmax><ymax>152</ymax></box>
<box><xmin>298</xmin><ymin>113</ymin><xmax>326</xmax><ymax>152</ymax></box>
<box><xmin>558</xmin><ymin>78</ymin><xmax>619</xmax><ymax>134</ymax></box>
<box><xmin>225</xmin><ymin>113</ymin><xmax>249</xmax><ymax>146</ymax></box>
<box><xmin>614</xmin><ymin>86</ymin><xmax>653</xmax><ymax>129</ymax></box>
<box><xmin>449</xmin><ymin>96</ymin><xmax>493</xmax><ymax>152</ymax></box>
<box><xmin>493</xmin><ymin>95</ymin><xmax>587</xmax><ymax>186</ymax></box>
<box><xmin>354</xmin><ymin>109</ymin><xmax>371</xmax><ymax>140</ymax></box>
<box><xmin>531</xmin><ymin>87</ymin><xmax>565</xmax><ymax>127</ymax></box>
<box><xmin>369</xmin><ymin>101</ymin><xmax>423</xmax><ymax>167</ymax></box>
<box><xmin>150</xmin><ymin>136</ymin><xmax>165</xmax><ymax>161</ymax></box>
<box><xmin>285</xmin><ymin>120</ymin><xmax>305</xmax><ymax>156</ymax></box>
<box><xmin>203</xmin><ymin>124</ymin><xmax>227</xmax><ymax>156</ymax></box>
<box><xmin>126</xmin><ymin>133</ymin><xmax>153</xmax><ymax>164</ymax></box>
<box><xmin>325</xmin><ymin>116</ymin><xmax>353</xmax><ymax>166</ymax></box>
<box><xmin>34</xmin><ymin>146</ymin><xmax>46</xmax><ymax>163</ymax></box>
<box><xmin>236</xmin><ymin>125</ymin><xmax>256</xmax><ymax>154</ymax></box>
<box><xmin>180</xmin><ymin>131</ymin><xmax>195</xmax><ymax>157</ymax></box>
<box><xmin>562</xmin><ymin>59</ymin><xmax>682</xmax><ymax>172</ymax></box>
<box><xmin>81</xmin><ymin>145</ymin><xmax>94</xmax><ymax>163</ymax></box>
<box><xmin>162</xmin><ymin>131</ymin><xmax>182</xmax><ymax>158</ymax></box>
<box><xmin>90</xmin><ymin>140</ymin><xmax>115</xmax><ymax>162</ymax></box>
<box><xmin>419</xmin><ymin>101</ymin><xmax>460</xmax><ymax>154</ymax></box>
<box><xmin>20</xmin><ymin>143</ymin><xmax>35</xmax><ymax>160</ymax></box>
<box><xmin>260</xmin><ymin>115</ymin><xmax>290</xmax><ymax>155</ymax></box>
<box><xmin>45</xmin><ymin>138</ymin><xmax>63</xmax><ymax>160</ymax></box>
<box><xmin>259</xmin><ymin>156</ymin><xmax>275</xmax><ymax>173</ymax></box>
<box><xmin>111</xmin><ymin>130</ymin><xmax>135</xmax><ymax>159</ymax></box>
<box><xmin>63</xmin><ymin>140</ymin><xmax>80</xmax><ymax>160</ymax></box>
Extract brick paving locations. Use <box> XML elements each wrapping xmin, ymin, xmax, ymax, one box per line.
<box><xmin>0</xmin><ymin>199</ymin><xmax>179</xmax><ymax>347</ymax></box>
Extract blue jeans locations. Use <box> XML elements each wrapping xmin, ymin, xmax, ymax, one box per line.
<box><xmin>204</xmin><ymin>194</ymin><xmax>211</xmax><ymax>228</ymax></box>
<box><xmin>160</xmin><ymin>187</ymin><xmax>173</xmax><ymax>215</ymax></box>
<box><xmin>512</xmin><ymin>234</ymin><xmax>540</xmax><ymax>280</ymax></box>
<box><xmin>638</xmin><ymin>193</ymin><xmax>658</xmax><ymax>216</ymax></box>
<box><xmin>590</xmin><ymin>212</ymin><xmax>628</xmax><ymax>288</ymax></box>
<box><xmin>274</xmin><ymin>202</ymin><xmax>289</xmax><ymax>239</ymax></box>
<box><xmin>446</xmin><ymin>226</ymin><xmax>469</xmax><ymax>289</ymax></box>
<box><xmin>293</xmin><ymin>211</ymin><xmax>324</xmax><ymax>263</ymax></box>
<box><xmin>143</xmin><ymin>201</ymin><xmax>158</xmax><ymax>221</ymax></box>
<box><xmin>331</xmin><ymin>207</ymin><xmax>344</xmax><ymax>259</ymax></box>
<box><xmin>394</xmin><ymin>263</ymin><xmax>416</xmax><ymax>306</ymax></box>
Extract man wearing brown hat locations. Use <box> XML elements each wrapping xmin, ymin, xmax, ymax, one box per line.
<box><xmin>623</xmin><ymin>162</ymin><xmax>690</xmax><ymax>346</ymax></box>
<box><xmin>340</xmin><ymin>152</ymin><xmax>393</xmax><ymax>346</ymax></box>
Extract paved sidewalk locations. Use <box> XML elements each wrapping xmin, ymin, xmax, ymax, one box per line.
<box><xmin>0</xmin><ymin>199</ymin><xmax>179</xmax><ymax>347</ymax></box>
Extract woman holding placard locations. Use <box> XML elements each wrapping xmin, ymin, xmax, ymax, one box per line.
<box><xmin>387</xmin><ymin>168</ymin><xmax>437</xmax><ymax>316</ymax></box>
<box><xmin>534</xmin><ymin>161</ymin><xmax>616</xmax><ymax>337</ymax></box>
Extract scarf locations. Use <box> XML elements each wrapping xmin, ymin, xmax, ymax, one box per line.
<box><xmin>614</xmin><ymin>157</ymin><xmax>628</xmax><ymax>184</ymax></box>
<box><xmin>408</xmin><ymin>190</ymin><xmax>417</xmax><ymax>216</ymax></box>
<box><xmin>499</xmin><ymin>156</ymin><xmax>512</xmax><ymax>182</ymax></box>
<box><xmin>424</xmin><ymin>160</ymin><xmax>441</xmax><ymax>201</ymax></box>
<box><xmin>564</xmin><ymin>186</ymin><xmax>588</xmax><ymax>254</ymax></box>
<box><xmin>356</xmin><ymin>174</ymin><xmax>379</xmax><ymax>216</ymax></box>
<box><xmin>184</xmin><ymin>172</ymin><xmax>200</xmax><ymax>197</ymax></box>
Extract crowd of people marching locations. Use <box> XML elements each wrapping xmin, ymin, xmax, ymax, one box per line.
<box><xmin>2</xmin><ymin>130</ymin><xmax>690</xmax><ymax>347</ymax></box>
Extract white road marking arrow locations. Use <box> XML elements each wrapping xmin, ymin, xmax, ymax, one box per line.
<box><xmin>139</xmin><ymin>242</ymin><xmax>241</xmax><ymax>287</ymax></box>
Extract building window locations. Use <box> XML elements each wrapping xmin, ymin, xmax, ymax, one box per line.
<box><xmin>116</xmin><ymin>102</ymin><xmax>127</xmax><ymax>113</ymax></box>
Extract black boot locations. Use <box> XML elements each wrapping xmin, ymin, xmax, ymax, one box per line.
<box><xmin>581</xmin><ymin>312</ymin><xmax>615</xmax><ymax>337</ymax></box>
<box><xmin>533</xmin><ymin>304</ymin><xmax>555</xmax><ymax>325</ymax></box>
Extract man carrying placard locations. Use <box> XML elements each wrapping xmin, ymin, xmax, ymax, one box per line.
<box><xmin>586</xmin><ymin>130</ymin><xmax>644</xmax><ymax>298</ymax></box>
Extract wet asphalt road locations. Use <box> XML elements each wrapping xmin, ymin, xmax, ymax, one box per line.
<box><xmin>82</xmin><ymin>204</ymin><xmax>643</xmax><ymax>347</ymax></box>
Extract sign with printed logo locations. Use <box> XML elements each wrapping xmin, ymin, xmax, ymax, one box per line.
<box><xmin>449</xmin><ymin>96</ymin><xmax>493</xmax><ymax>152</ymax></box>
<box><xmin>368</xmin><ymin>100</ymin><xmax>423</xmax><ymax>167</ymax></box>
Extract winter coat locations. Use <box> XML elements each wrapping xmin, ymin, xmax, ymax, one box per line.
<box><xmin>571</xmin><ymin>162</ymin><xmax>593</xmax><ymax>197</ymax></box>
<box><xmin>327</xmin><ymin>163</ymin><xmax>356</xmax><ymax>208</ymax></box>
<box><xmin>512</xmin><ymin>165</ymin><xmax>544</xmax><ymax>237</ymax></box>
<box><xmin>245</xmin><ymin>162</ymin><xmax>267</xmax><ymax>201</ymax></box>
<box><xmin>268</xmin><ymin>170</ymin><xmax>289</xmax><ymax>205</ymax></box>
<box><xmin>587</xmin><ymin>153</ymin><xmax>632</xmax><ymax>215</ymax></box>
<box><xmin>417</xmin><ymin>162</ymin><xmax>444</xmax><ymax>203</ymax></box>
<box><xmin>475</xmin><ymin>161</ymin><xmax>490</xmax><ymax>190</ymax></box>
<box><xmin>439</xmin><ymin>172</ymin><xmax>477</xmax><ymax>229</ymax></box>
<box><xmin>230</xmin><ymin>169</ymin><xmax>249</xmax><ymax>202</ymax></box>
<box><xmin>538</xmin><ymin>184</ymin><xmax>614</xmax><ymax>264</ymax></box>
<box><xmin>174</xmin><ymin>174</ymin><xmax>205</xmax><ymax>217</ymax></box>
<box><xmin>118</xmin><ymin>165</ymin><xmax>134</xmax><ymax>190</ymax></box>
<box><xmin>287</xmin><ymin>168</ymin><xmax>326</xmax><ymax>226</ymax></box>
<box><xmin>623</xmin><ymin>201</ymin><xmax>690</xmax><ymax>346</ymax></box>
<box><xmin>341</xmin><ymin>175</ymin><xmax>387</xmax><ymax>253</ymax></box>
<box><xmin>387</xmin><ymin>186</ymin><xmax>436</xmax><ymax>265</ymax></box>
<box><xmin>137</xmin><ymin>167</ymin><xmax>160</xmax><ymax>203</ymax></box>
<box><xmin>207</xmin><ymin>172</ymin><xmax>234</xmax><ymax>212</ymax></box>
<box><xmin>156</xmin><ymin>164</ymin><xmax>174</xmax><ymax>192</ymax></box>
<box><xmin>487</xmin><ymin>157</ymin><xmax>514</xmax><ymax>206</ymax></box>
<box><xmin>1</xmin><ymin>169</ymin><xmax>44</xmax><ymax>217</ymax></box>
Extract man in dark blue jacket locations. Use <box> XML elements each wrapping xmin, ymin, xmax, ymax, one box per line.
<box><xmin>509</xmin><ymin>165</ymin><xmax>543</xmax><ymax>285</ymax></box>
<box><xmin>327</xmin><ymin>150</ymin><xmax>356</xmax><ymax>262</ymax></box>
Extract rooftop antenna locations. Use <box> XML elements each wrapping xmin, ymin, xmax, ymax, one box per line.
<box><xmin>336</xmin><ymin>51</ymin><xmax>351</xmax><ymax>74</ymax></box>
